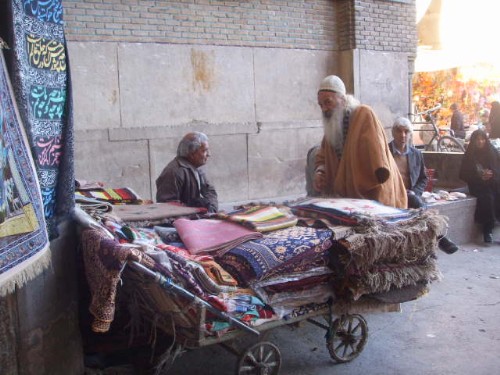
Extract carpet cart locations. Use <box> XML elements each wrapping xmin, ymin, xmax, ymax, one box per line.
<box><xmin>122</xmin><ymin>260</ymin><xmax>400</xmax><ymax>375</ymax></box>
<box><xmin>77</xmin><ymin>199</ymin><xmax>445</xmax><ymax>375</ymax></box>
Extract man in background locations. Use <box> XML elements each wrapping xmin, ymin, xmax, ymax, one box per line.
<box><xmin>450</xmin><ymin>103</ymin><xmax>466</xmax><ymax>139</ymax></box>
<box><xmin>388</xmin><ymin>117</ymin><xmax>458</xmax><ymax>254</ymax></box>
<box><xmin>388</xmin><ymin>117</ymin><xmax>428</xmax><ymax>209</ymax></box>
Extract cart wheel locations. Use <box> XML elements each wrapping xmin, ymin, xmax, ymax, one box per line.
<box><xmin>237</xmin><ymin>341</ymin><xmax>281</xmax><ymax>375</ymax></box>
<box><xmin>326</xmin><ymin>314</ymin><xmax>368</xmax><ymax>363</ymax></box>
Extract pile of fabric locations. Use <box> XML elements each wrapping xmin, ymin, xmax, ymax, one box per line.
<box><xmin>76</xmin><ymin>203</ymin><xmax>292</xmax><ymax>337</ymax></box>
<box><xmin>289</xmin><ymin>198</ymin><xmax>448</xmax><ymax>303</ymax></box>
<box><xmin>76</xmin><ymin>198</ymin><xmax>446</xmax><ymax>339</ymax></box>
<box><xmin>75</xmin><ymin>183</ymin><xmax>146</xmax><ymax>205</ymax></box>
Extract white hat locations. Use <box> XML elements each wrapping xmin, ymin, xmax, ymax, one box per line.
<box><xmin>318</xmin><ymin>75</ymin><xmax>346</xmax><ymax>95</ymax></box>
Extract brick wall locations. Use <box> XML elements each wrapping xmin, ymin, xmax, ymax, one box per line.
<box><xmin>354</xmin><ymin>0</ymin><xmax>416</xmax><ymax>56</ymax></box>
<box><xmin>62</xmin><ymin>0</ymin><xmax>338</xmax><ymax>50</ymax></box>
<box><xmin>62</xmin><ymin>0</ymin><xmax>416</xmax><ymax>54</ymax></box>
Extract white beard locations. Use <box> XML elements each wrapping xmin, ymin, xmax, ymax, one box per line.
<box><xmin>323</xmin><ymin>107</ymin><xmax>345</xmax><ymax>152</ymax></box>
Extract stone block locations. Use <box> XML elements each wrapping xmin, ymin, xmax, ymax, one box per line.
<box><xmin>117</xmin><ymin>44</ymin><xmax>255</xmax><ymax>127</ymax></box>
<box><xmin>67</xmin><ymin>42</ymin><xmax>121</xmax><ymax>130</ymax></box>
<box><xmin>15</xmin><ymin>221</ymin><xmax>84</xmax><ymax>375</ymax></box>
<box><xmin>253</xmin><ymin>48</ymin><xmax>337</xmax><ymax>123</ymax></box>
<box><xmin>356</xmin><ymin>50</ymin><xmax>409</xmax><ymax>130</ymax></box>
<box><xmin>248</xmin><ymin>127</ymin><xmax>323</xmax><ymax>200</ymax></box>
<box><xmin>75</xmin><ymin>138</ymin><xmax>151</xmax><ymax>199</ymax></box>
<box><xmin>204</xmin><ymin>134</ymin><xmax>249</xmax><ymax>203</ymax></box>
<box><xmin>428</xmin><ymin>197</ymin><xmax>478</xmax><ymax>245</ymax></box>
<box><xmin>109</xmin><ymin>122</ymin><xmax>258</xmax><ymax>141</ymax></box>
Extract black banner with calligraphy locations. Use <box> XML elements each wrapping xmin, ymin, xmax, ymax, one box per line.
<box><xmin>1</xmin><ymin>0</ymin><xmax>74</xmax><ymax>239</ymax></box>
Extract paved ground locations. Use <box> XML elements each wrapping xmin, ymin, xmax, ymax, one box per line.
<box><xmin>87</xmin><ymin>236</ymin><xmax>500</xmax><ymax>375</ymax></box>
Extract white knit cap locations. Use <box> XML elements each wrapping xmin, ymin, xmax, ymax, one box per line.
<box><xmin>318</xmin><ymin>75</ymin><xmax>346</xmax><ymax>95</ymax></box>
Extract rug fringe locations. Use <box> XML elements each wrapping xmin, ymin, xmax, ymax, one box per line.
<box><xmin>0</xmin><ymin>245</ymin><xmax>51</xmax><ymax>297</ymax></box>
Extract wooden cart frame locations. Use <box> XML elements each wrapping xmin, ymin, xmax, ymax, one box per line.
<box><xmin>124</xmin><ymin>261</ymin><xmax>400</xmax><ymax>375</ymax></box>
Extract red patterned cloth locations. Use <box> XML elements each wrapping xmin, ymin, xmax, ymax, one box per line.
<box><xmin>80</xmin><ymin>228</ymin><xmax>155</xmax><ymax>333</ymax></box>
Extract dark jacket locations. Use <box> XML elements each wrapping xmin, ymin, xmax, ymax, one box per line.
<box><xmin>155</xmin><ymin>157</ymin><xmax>218</xmax><ymax>212</ymax></box>
<box><xmin>459</xmin><ymin>131</ymin><xmax>500</xmax><ymax>195</ymax></box>
<box><xmin>388</xmin><ymin>141</ymin><xmax>428</xmax><ymax>196</ymax></box>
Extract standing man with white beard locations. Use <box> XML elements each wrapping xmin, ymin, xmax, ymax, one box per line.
<box><xmin>313</xmin><ymin>75</ymin><xmax>407</xmax><ymax>209</ymax></box>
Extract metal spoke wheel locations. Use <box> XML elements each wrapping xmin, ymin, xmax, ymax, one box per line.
<box><xmin>237</xmin><ymin>341</ymin><xmax>281</xmax><ymax>375</ymax></box>
<box><xmin>437</xmin><ymin>135</ymin><xmax>465</xmax><ymax>152</ymax></box>
<box><xmin>326</xmin><ymin>313</ymin><xmax>368</xmax><ymax>363</ymax></box>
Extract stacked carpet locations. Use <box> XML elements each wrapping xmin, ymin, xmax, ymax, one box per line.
<box><xmin>216</xmin><ymin>226</ymin><xmax>333</xmax><ymax>286</ymax></box>
<box><xmin>328</xmin><ymin>209</ymin><xmax>448</xmax><ymax>301</ymax></box>
<box><xmin>173</xmin><ymin>218</ymin><xmax>263</xmax><ymax>255</ymax></box>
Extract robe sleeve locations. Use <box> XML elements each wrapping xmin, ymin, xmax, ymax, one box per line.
<box><xmin>342</xmin><ymin>105</ymin><xmax>391</xmax><ymax>192</ymax></box>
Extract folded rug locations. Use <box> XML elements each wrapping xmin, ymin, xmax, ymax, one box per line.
<box><xmin>76</xmin><ymin>187</ymin><xmax>144</xmax><ymax>205</ymax></box>
<box><xmin>290</xmin><ymin>197</ymin><xmax>416</xmax><ymax>226</ymax></box>
<box><xmin>328</xmin><ymin>209</ymin><xmax>447</xmax><ymax>301</ymax></box>
<box><xmin>112</xmin><ymin>202</ymin><xmax>204</xmax><ymax>224</ymax></box>
<box><xmin>218</xmin><ymin>205</ymin><xmax>298</xmax><ymax>232</ymax></box>
<box><xmin>217</xmin><ymin>226</ymin><xmax>333</xmax><ymax>285</ymax></box>
<box><xmin>173</xmin><ymin>218</ymin><xmax>263</xmax><ymax>255</ymax></box>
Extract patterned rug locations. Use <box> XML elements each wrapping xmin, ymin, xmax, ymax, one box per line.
<box><xmin>290</xmin><ymin>197</ymin><xmax>416</xmax><ymax>226</ymax></box>
<box><xmin>216</xmin><ymin>226</ymin><xmax>333</xmax><ymax>285</ymax></box>
<box><xmin>3</xmin><ymin>0</ymin><xmax>74</xmax><ymax>239</ymax></box>
<box><xmin>0</xmin><ymin>49</ymin><xmax>49</xmax><ymax>296</ymax></box>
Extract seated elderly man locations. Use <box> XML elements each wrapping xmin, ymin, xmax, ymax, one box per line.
<box><xmin>388</xmin><ymin>117</ymin><xmax>428</xmax><ymax>209</ymax></box>
<box><xmin>388</xmin><ymin>117</ymin><xmax>458</xmax><ymax>254</ymax></box>
<box><xmin>156</xmin><ymin>131</ymin><xmax>218</xmax><ymax>213</ymax></box>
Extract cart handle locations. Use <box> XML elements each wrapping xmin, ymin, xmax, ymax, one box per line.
<box><xmin>128</xmin><ymin>261</ymin><xmax>260</xmax><ymax>336</ymax></box>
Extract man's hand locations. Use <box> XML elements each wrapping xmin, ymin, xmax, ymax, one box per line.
<box><xmin>375</xmin><ymin>167</ymin><xmax>390</xmax><ymax>183</ymax></box>
<box><xmin>482</xmin><ymin>169</ymin><xmax>493</xmax><ymax>181</ymax></box>
<box><xmin>314</xmin><ymin>169</ymin><xmax>326</xmax><ymax>192</ymax></box>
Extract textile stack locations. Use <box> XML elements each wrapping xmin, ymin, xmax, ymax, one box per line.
<box><xmin>289</xmin><ymin>198</ymin><xmax>448</xmax><ymax>303</ymax></box>
<box><xmin>75</xmin><ymin>196</ymin><xmax>447</xmax><ymax>342</ymax></box>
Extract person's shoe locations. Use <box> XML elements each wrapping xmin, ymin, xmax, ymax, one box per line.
<box><xmin>484</xmin><ymin>233</ymin><xmax>493</xmax><ymax>243</ymax></box>
<box><xmin>438</xmin><ymin>236</ymin><xmax>459</xmax><ymax>254</ymax></box>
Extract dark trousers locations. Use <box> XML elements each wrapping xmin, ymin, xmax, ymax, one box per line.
<box><xmin>407</xmin><ymin>193</ymin><xmax>425</xmax><ymax>209</ymax></box>
<box><xmin>472</xmin><ymin>186</ymin><xmax>500</xmax><ymax>235</ymax></box>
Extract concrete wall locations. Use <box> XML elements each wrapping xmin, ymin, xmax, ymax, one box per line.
<box><xmin>70</xmin><ymin>42</ymin><xmax>337</xmax><ymax>202</ymax></box>
<box><xmin>70</xmin><ymin>42</ymin><xmax>413</xmax><ymax>204</ymax></box>
<box><xmin>0</xmin><ymin>221</ymin><xmax>84</xmax><ymax>375</ymax></box>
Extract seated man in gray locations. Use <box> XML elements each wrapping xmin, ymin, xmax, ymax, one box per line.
<box><xmin>388</xmin><ymin>117</ymin><xmax>458</xmax><ymax>254</ymax></box>
<box><xmin>388</xmin><ymin>117</ymin><xmax>428</xmax><ymax>209</ymax></box>
<box><xmin>156</xmin><ymin>131</ymin><xmax>218</xmax><ymax>213</ymax></box>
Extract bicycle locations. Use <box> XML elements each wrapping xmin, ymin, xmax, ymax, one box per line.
<box><xmin>409</xmin><ymin>104</ymin><xmax>465</xmax><ymax>152</ymax></box>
